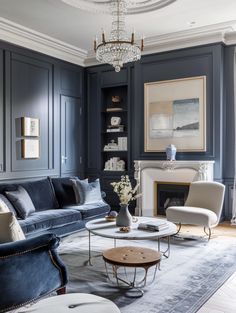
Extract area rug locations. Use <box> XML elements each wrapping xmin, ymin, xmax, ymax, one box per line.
<box><xmin>58</xmin><ymin>231</ymin><xmax>236</xmax><ymax>313</ymax></box>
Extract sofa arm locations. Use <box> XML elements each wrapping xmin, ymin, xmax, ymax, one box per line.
<box><xmin>0</xmin><ymin>233</ymin><xmax>68</xmax><ymax>313</ymax></box>
<box><xmin>0</xmin><ymin>233</ymin><xmax>60</xmax><ymax>256</ymax></box>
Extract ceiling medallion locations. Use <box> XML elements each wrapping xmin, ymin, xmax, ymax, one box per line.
<box><xmin>61</xmin><ymin>0</ymin><xmax>177</xmax><ymax>14</ymax></box>
<box><xmin>94</xmin><ymin>0</ymin><xmax>144</xmax><ymax>72</ymax></box>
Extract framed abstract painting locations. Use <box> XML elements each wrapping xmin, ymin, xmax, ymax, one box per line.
<box><xmin>21</xmin><ymin>117</ymin><xmax>40</xmax><ymax>137</ymax></box>
<box><xmin>22</xmin><ymin>139</ymin><xmax>40</xmax><ymax>159</ymax></box>
<box><xmin>144</xmin><ymin>76</ymin><xmax>206</xmax><ymax>152</ymax></box>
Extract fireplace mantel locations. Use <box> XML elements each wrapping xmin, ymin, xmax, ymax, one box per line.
<box><xmin>134</xmin><ymin>160</ymin><xmax>215</xmax><ymax>216</ymax></box>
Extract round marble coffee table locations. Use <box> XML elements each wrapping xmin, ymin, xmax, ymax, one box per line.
<box><xmin>85</xmin><ymin>217</ymin><xmax>177</xmax><ymax>264</ymax></box>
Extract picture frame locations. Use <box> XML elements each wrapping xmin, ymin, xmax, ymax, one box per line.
<box><xmin>144</xmin><ymin>76</ymin><xmax>206</xmax><ymax>152</ymax></box>
<box><xmin>21</xmin><ymin>117</ymin><xmax>40</xmax><ymax>137</ymax></box>
<box><xmin>22</xmin><ymin>139</ymin><xmax>40</xmax><ymax>159</ymax></box>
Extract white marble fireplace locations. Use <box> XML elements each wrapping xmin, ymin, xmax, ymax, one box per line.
<box><xmin>134</xmin><ymin>160</ymin><xmax>215</xmax><ymax>216</ymax></box>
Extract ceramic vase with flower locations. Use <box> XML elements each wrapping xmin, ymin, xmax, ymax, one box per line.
<box><xmin>111</xmin><ymin>175</ymin><xmax>140</xmax><ymax>228</ymax></box>
<box><xmin>116</xmin><ymin>203</ymin><xmax>132</xmax><ymax>227</ymax></box>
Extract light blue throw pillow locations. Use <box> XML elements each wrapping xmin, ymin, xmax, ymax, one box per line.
<box><xmin>71</xmin><ymin>178</ymin><xmax>102</xmax><ymax>205</ymax></box>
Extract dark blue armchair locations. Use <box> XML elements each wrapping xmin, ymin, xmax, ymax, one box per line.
<box><xmin>0</xmin><ymin>233</ymin><xmax>68</xmax><ymax>313</ymax></box>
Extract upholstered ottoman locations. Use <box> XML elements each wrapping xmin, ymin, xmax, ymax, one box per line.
<box><xmin>20</xmin><ymin>293</ymin><xmax>120</xmax><ymax>313</ymax></box>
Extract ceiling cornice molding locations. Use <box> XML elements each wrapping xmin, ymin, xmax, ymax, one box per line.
<box><xmin>0</xmin><ymin>18</ymin><xmax>87</xmax><ymax>66</ymax></box>
<box><xmin>85</xmin><ymin>21</ymin><xmax>236</xmax><ymax>66</ymax></box>
<box><xmin>0</xmin><ymin>17</ymin><xmax>236</xmax><ymax>68</ymax></box>
<box><xmin>225</xmin><ymin>32</ymin><xmax>236</xmax><ymax>45</ymax></box>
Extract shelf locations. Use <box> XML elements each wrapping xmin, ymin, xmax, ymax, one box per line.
<box><xmin>101</xmin><ymin>85</ymin><xmax>129</xmax><ymax>176</ymax></box>
<box><xmin>103</xmin><ymin>150</ymin><xmax>127</xmax><ymax>152</ymax></box>
<box><xmin>102</xmin><ymin>109</ymin><xmax>127</xmax><ymax>113</ymax></box>
<box><xmin>102</xmin><ymin>131</ymin><xmax>127</xmax><ymax>135</ymax></box>
<box><xmin>103</xmin><ymin>170</ymin><xmax>126</xmax><ymax>172</ymax></box>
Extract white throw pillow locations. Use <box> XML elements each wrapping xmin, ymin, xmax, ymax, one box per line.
<box><xmin>0</xmin><ymin>198</ymin><xmax>11</xmax><ymax>213</ymax></box>
<box><xmin>0</xmin><ymin>212</ymin><xmax>25</xmax><ymax>243</ymax></box>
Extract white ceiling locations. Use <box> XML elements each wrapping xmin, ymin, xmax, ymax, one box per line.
<box><xmin>0</xmin><ymin>0</ymin><xmax>236</xmax><ymax>66</ymax></box>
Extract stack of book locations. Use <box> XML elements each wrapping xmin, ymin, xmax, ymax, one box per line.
<box><xmin>106</xmin><ymin>125</ymin><xmax>124</xmax><ymax>132</ymax></box>
<box><xmin>118</xmin><ymin>137</ymin><xmax>127</xmax><ymax>150</ymax></box>
<box><xmin>138</xmin><ymin>220</ymin><xmax>169</xmax><ymax>232</ymax></box>
<box><xmin>106</xmin><ymin>107</ymin><xmax>123</xmax><ymax>112</ymax></box>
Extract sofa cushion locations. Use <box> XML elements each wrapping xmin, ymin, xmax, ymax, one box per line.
<box><xmin>20</xmin><ymin>178</ymin><xmax>59</xmax><ymax>211</ymax></box>
<box><xmin>19</xmin><ymin>209</ymin><xmax>82</xmax><ymax>235</ymax></box>
<box><xmin>63</xmin><ymin>201</ymin><xmax>110</xmax><ymax>219</ymax></box>
<box><xmin>0</xmin><ymin>197</ymin><xmax>11</xmax><ymax>213</ymax></box>
<box><xmin>50</xmin><ymin>177</ymin><xmax>77</xmax><ymax>207</ymax></box>
<box><xmin>0</xmin><ymin>212</ymin><xmax>25</xmax><ymax>243</ymax></box>
<box><xmin>0</xmin><ymin>194</ymin><xmax>17</xmax><ymax>216</ymax></box>
<box><xmin>5</xmin><ymin>186</ymin><xmax>36</xmax><ymax>219</ymax></box>
<box><xmin>70</xmin><ymin>178</ymin><xmax>88</xmax><ymax>204</ymax></box>
<box><xmin>71</xmin><ymin>178</ymin><xmax>102</xmax><ymax>205</ymax></box>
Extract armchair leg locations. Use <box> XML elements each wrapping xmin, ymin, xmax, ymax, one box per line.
<box><xmin>175</xmin><ymin>223</ymin><xmax>182</xmax><ymax>235</ymax></box>
<box><xmin>204</xmin><ymin>227</ymin><xmax>212</xmax><ymax>241</ymax></box>
<box><xmin>57</xmin><ymin>287</ymin><xmax>66</xmax><ymax>295</ymax></box>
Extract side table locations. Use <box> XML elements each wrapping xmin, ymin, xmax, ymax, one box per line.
<box><xmin>103</xmin><ymin>246</ymin><xmax>161</xmax><ymax>297</ymax></box>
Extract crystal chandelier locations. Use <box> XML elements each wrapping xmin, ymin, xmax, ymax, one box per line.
<box><xmin>93</xmin><ymin>0</ymin><xmax>144</xmax><ymax>72</ymax></box>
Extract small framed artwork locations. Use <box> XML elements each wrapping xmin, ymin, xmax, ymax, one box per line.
<box><xmin>144</xmin><ymin>76</ymin><xmax>206</xmax><ymax>152</ymax></box>
<box><xmin>21</xmin><ymin>117</ymin><xmax>40</xmax><ymax>137</ymax></box>
<box><xmin>22</xmin><ymin>139</ymin><xmax>40</xmax><ymax>159</ymax></box>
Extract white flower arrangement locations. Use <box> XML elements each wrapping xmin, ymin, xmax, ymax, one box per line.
<box><xmin>111</xmin><ymin>175</ymin><xmax>140</xmax><ymax>205</ymax></box>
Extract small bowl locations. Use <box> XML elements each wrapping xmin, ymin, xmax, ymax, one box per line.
<box><xmin>105</xmin><ymin>215</ymin><xmax>116</xmax><ymax>222</ymax></box>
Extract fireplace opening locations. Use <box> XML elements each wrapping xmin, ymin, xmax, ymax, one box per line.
<box><xmin>155</xmin><ymin>182</ymin><xmax>190</xmax><ymax>216</ymax></box>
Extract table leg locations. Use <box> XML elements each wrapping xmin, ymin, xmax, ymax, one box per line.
<box><xmin>88</xmin><ymin>230</ymin><xmax>92</xmax><ymax>266</ymax></box>
<box><xmin>157</xmin><ymin>236</ymin><xmax>171</xmax><ymax>259</ymax></box>
<box><xmin>114</xmin><ymin>238</ymin><xmax>116</xmax><ymax>248</ymax></box>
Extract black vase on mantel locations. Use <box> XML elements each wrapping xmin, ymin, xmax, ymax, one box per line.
<box><xmin>116</xmin><ymin>204</ymin><xmax>132</xmax><ymax>227</ymax></box>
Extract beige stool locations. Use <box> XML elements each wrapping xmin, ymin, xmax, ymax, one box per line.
<box><xmin>19</xmin><ymin>293</ymin><xmax>120</xmax><ymax>313</ymax></box>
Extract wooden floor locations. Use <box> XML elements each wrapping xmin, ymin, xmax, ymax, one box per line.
<box><xmin>180</xmin><ymin>222</ymin><xmax>236</xmax><ymax>313</ymax></box>
<box><xmin>197</xmin><ymin>272</ymin><xmax>236</xmax><ymax>313</ymax></box>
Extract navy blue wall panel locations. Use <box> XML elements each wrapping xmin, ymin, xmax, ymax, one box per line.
<box><xmin>224</xmin><ymin>46</ymin><xmax>235</xmax><ymax>180</ymax></box>
<box><xmin>10</xmin><ymin>53</ymin><xmax>54</xmax><ymax>172</ymax></box>
<box><xmin>101</xmin><ymin>68</ymin><xmax>128</xmax><ymax>86</ymax></box>
<box><xmin>0</xmin><ymin>40</ymin><xmax>84</xmax><ymax>182</ymax></box>
<box><xmin>0</xmin><ymin>49</ymin><xmax>4</xmax><ymax>173</ymax></box>
<box><xmin>61</xmin><ymin>95</ymin><xmax>82</xmax><ymax>176</ymax></box>
<box><xmin>86</xmin><ymin>44</ymin><xmax>224</xmax><ymax>180</ymax></box>
<box><xmin>223</xmin><ymin>46</ymin><xmax>235</xmax><ymax>219</ymax></box>
<box><xmin>133</xmin><ymin>45</ymin><xmax>224</xmax><ymax>180</ymax></box>
<box><xmin>87</xmin><ymin>71</ymin><xmax>101</xmax><ymax>172</ymax></box>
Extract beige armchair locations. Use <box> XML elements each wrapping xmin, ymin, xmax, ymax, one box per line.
<box><xmin>166</xmin><ymin>181</ymin><xmax>225</xmax><ymax>240</ymax></box>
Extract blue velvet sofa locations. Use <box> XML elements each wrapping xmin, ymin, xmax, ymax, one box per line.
<box><xmin>0</xmin><ymin>177</ymin><xmax>110</xmax><ymax>237</ymax></box>
<box><xmin>0</xmin><ymin>233</ymin><xmax>67</xmax><ymax>313</ymax></box>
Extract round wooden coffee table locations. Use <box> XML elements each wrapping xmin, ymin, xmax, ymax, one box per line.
<box><xmin>103</xmin><ymin>246</ymin><xmax>162</xmax><ymax>297</ymax></box>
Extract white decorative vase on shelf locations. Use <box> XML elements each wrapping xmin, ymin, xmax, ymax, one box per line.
<box><xmin>116</xmin><ymin>204</ymin><xmax>132</xmax><ymax>227</ymax></box>
<box><xmin>166</xmin><ymin>144</ymin><xmax>177</xmax><ymax>161</ymax></box>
